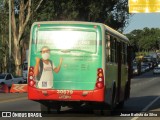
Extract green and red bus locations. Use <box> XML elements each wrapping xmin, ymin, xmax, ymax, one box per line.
<box><xmin>28</xmin><ymin>21</ymin><xmax>132</xmax><ymax>114</ymax></box>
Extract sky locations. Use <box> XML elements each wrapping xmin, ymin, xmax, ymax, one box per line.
<box><xmin>123</xmin><ymin>13</ymin><xmax>160</xmax><ymax>34</ymax></box>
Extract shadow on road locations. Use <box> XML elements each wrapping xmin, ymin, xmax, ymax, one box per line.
<box><xmin>42</xmin><ymin>95</ymin><xmax>160</xmax><ymax>117</ymax></box>
<box><xmin>111</xmin><ymin>95</ymin><xmax>160</xmax><ymax>117</ymax></box>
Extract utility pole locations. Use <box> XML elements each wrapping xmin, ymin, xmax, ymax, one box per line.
<box><xmin>9</xmin><ymin>0</ymin><xmax>11</xmax><ymax>73</ymax></box>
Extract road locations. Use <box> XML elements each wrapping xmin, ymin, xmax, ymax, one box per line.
<box><xmin>0</xmin><ymin>70</ymin><xmax>160</xmax><ymax>120</ymax></box>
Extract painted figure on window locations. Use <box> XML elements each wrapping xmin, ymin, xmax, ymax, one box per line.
<box><xmin>34</xmin><ymin>46</ymin><xmax>63</xmax><ymax>89</ymax></box>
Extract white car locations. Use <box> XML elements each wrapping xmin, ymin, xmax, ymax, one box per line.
<box><xmin>153</xmin><ymin>67</ymin><xmax>160</xmax><ymax>74</ymax></box>
<box><xmin>0</xmin><ymin>73</ymin><xmax>24</xmax><ymax>87</ymax></box>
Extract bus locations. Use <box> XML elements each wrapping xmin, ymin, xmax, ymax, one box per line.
<box><xmin>28</xmin><ymin>21</ymin><xmax>132</xmax><ymax>114</ymax></box>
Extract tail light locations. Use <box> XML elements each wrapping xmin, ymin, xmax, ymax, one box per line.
<box><xmin>95</xmin><ymin>68</ymin><xmax>104</xmax><ymax>89</ymax></box>
<box><xmin>28</xmin><ymin>67</ymin><xmax>36</xmax><ymax>87</ymax></box>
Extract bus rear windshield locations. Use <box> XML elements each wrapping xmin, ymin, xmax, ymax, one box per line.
<box><xmin>36</xmin><ymin>30</ymin><xmax>97</xmax><ymax>54</ymax></box>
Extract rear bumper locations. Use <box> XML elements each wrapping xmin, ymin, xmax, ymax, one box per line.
<box><xmin>28</xmin><ymin>86</ymin><xmax>104</xmax><ymax>102</ymax></box>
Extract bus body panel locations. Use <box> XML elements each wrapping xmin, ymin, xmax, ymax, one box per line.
<box><xmin>28</xmin><ymin>87</ymin><xmax>104</xmax><ymax>101</ymax></box>
<box><xmin>28</xmin><ymin>21</ymin><xmax>130</xmax><ymax>108</ymax></box>
<box><xmin>28</xmin><ymin>22</ymin><xmax>105</xmax><ymax>101</ymax></box>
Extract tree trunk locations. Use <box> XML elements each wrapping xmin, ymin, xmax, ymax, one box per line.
<box><xmin>3</xmin><ymin>55</ymin><xmax>7</xmax><ymax>73</ymax></box>
<box><xmin>14</xmin><ymin>44</ymin><xmax>22</xmax><ymax>76</ymax></box>
<box><xmin>11</xmin><ymin>0</ymin><xmax>44</xmax><ymax>76</ymax></box>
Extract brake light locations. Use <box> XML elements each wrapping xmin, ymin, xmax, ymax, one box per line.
<box><xmin>28</xmin><ymin>67</ymin><xmax>36</xmax><ymax>87</ymax></box>
<box><xmin>95</xmin><ymin>68</ymin><xmax>104</xmax><ymax>89</ymax></box>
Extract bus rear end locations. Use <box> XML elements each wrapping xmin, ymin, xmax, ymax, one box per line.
<box><xmin>28</xmin><ymin>22</ymin><xmax>104</xmax><ymax>112</ymax></box>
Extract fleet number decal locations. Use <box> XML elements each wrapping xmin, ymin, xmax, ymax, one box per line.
<box><xmin>57</xmin><ymin>90</ymin><xmax>73</xmax><ymax>99</ymax></box>
<box><xmin>57</xmin><ymin>90</ymin><xmax>73</xmax><ymax>95</ymax></box>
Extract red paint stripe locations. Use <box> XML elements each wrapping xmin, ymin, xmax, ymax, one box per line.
<box><xmin>28</xmin><ymin>86</ymin><xmax>104</xmax><ymax>102</ymax></box>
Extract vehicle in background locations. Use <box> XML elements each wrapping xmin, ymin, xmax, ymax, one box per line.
<box><xmin>153</xmin><ymin>67</ymin><xmax>160</xmax><ymax>74</ymax></box>
<box><xmin>143</xmin><ymin>56</ymin><xmax>153</xmax><ymax>68</ymax></box>
<box><xmin>141</xmin><ymin>66</ymin><xmax>146</xmax><ymax>73</ymax></box>
<box><xmin>0</xmin><ymin>73</ymin><xmax>25</xmax><ymax>87</ymax></box>
<box><xmin>157</xmin><ymin>53</ymin><xmax>160</xmax><ymax>62</ymax></box>
<box><xmin>132</xmin><ymin>62</ymin><xmax>139</xmax><ymax>75</ymax></box>
<box><xmin>133</xmin><ymin>66</ymin><xmax>138</xmax><ymax>75</ymax></box>
<box><xmin>141</xmin><ymin>63</ymin><xmax>150</xmax><ymax>71</ymax></box>
<box><xmin>22</xmin><ymin>49</ymin><xmax>28</xmax><ymax>83</ymax></box>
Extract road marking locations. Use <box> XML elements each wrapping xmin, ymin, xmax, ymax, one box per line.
<box><xmin>0</xmin><ymin>97</ymin><xmax>27</xmax><ymax>104</ymax></box>
<box><xmin>131</xmin><ymin>96</ymin><xmax>160</xmax><ymax>120</ymax></box>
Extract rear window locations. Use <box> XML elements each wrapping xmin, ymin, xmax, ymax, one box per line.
<box><xmin>36</xmin><ymin>30</ymin><xmax>97</xmax><ymax>54</ymax></box>
<box><xmin>0</xmin><ymin>74</ymin><xmax>6</xmax><ymax>79</ymax></box>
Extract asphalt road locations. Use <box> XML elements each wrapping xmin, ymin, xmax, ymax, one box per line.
<box><xmin>0</xmin><ymin>70</ymin><xmax>160</xmax><ymax>120</ymax></box>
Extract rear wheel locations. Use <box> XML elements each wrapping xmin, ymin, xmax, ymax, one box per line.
<box><xmin>117</xmin><ymin>101</ymin><xmax>124</xmax><ymax>109</ymax></box>
<box><xmin>93</xmin><ymin>103</ymin><xmax>112</xmax><ymax>116</ymax></box>
<box><xmin>110</xmin><ymin>83</ymin><xmax>117</xmax><ymax>110</ymax></box>
<box><xmin>102</xmin><ymin>84</ymin><xmax>117</xmax><ymax>116</ymax></box>
<box><xmin>124</xmin><ymin>81</ymin><xmax>130</xmax><ymax>100</ymax></box>
<box><xmin>92</xmin><ymin>100</ymin><xmax>113</xmax><ymax>116</ymax></box>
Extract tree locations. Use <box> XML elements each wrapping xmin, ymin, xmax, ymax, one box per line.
<box><xmin>126</xmin><ymin>28</ymin><xmax>160</xmax><ymax>52</ymax></box>
<box><xmin>35</xmin><ymin>0</ymin><xmax>130</xmax><ymax>30</ymax></box>
<box><xmin>126</xmin><ymin>29</ymin><xmax>142</xmax><ymax>52</ymax></box>
<box><xmin>11</xmin><ymin>0</ymin><xmax>44</xmax><ymax>75</ymax></box>
<box><xmin>0</xmin><ymin>0</ymin><xmax>9</xmax><ymax>73</ymax></box>
<box><xmin>4</xmin><ymin>0</ymin><xmax>130</xmax><ymax>75</ymax></box>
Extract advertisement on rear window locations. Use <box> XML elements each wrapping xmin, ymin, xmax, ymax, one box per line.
<box><xmin>30</xmin><ymin>30</ymin><xmax>100</xmax><ymax>90</ymax></box>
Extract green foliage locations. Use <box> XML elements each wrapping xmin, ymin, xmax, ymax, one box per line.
<box><xmin>126</xmin><ymin>28</ymin><xmax>160</xmax><ymax>52</ymax></box>
<box><xmin>24</xmin><ymin>0</ymin><xmax>130</xmax><ymax>50</ymax></box>
<box><xmin>34</xmin><ymin>0</ymin><xmax>129</xmax><ymax>30</ymax></box>
<box><xmin>0</xmin><ymin>0</ymin><xmax>130</xmax><ymax>73</ymax></box>
<box><xmin>0</xmin><ymin>0</ymin><xmax>9</xmax><ymax>60</ymax></box>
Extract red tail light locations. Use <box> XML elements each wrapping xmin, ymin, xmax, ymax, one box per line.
<box><xmin>28</xmin><ymin>67</ymin><xmax>36</xmax><ymax>87</ymax></box>
<box><xmin>95</xmin><ymin>68</ymin><xmax>104</xmax><ymax>89</ymax></box>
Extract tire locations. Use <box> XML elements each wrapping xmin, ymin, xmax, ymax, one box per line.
<box><xmin>117</xmin><ymin>101</ymin><xmax>124</xmax><ymax>109</ymax></box>
<box><xmin>124</xmin><ymin>81</ymin><xmax>130</xmax><ymax>100</ymax></box>
<box><xmin>93</xmin><ymin>84</ymin><xmax>116</xmax><ymax>116</ymax></box>
<box><xmin>110</xmin><ymin>83</ymin><xmax>116</xmax><ymax>110</ymax></box>
<box><xmin>93</xmin><ymin>103</ymin><xmax>112</xmax><ymax>116</ymax></box>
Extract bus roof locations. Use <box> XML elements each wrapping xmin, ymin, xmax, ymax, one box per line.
<box><xmin>104</xmin><ymin>25</ymin><xmax>129</xmax><ymax>44</ymax></box>
<box><xmin>32</xmin><ymin>21</ymin><xmax>129</xmax><ymax>44</ymax></box>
